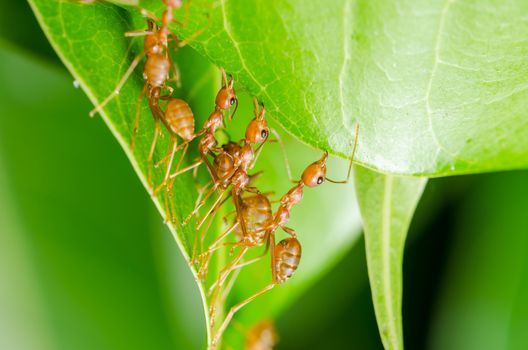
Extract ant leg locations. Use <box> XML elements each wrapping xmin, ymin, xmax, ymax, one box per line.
<box><xmin>229</xmin><ymin>250</ymin><xmax>268</xmax><ymax>272</ymax></box>
<box><xmin>183</xmin><ymin>183</ymin><xmax>219</xmax><ymax>225</ymax></box>
<box><xmin>191</xmin><ymin>180</ymin><xmax>213</xmax><ymax>264</ymax></box>
<box><xmin>167</xmin><ymin>53</ymin><xmax>182</xmax><ymax>89</ymax></box>
<box><xmin>148</xmin><ymin>119</ymin><xmax>162</xmax><ymax>186</ymax></box>
<box><xmin>153</xmin><ymin>137</ymin><xmax>178</xmax><ymax>195</ymax></box>
<box><xmin>198</xmin><ymin>221</ymin><xmax>239</xmax><ymax>279</ymax></box>
<box><xmin>270</xmin><ymin>127</ymin><xmax>293</xmax><ymax>181</ymax></box>
<box><xmin>124</xmin><ymin>29</ymin><xmax>154</xmax><ymax>37</ymax></box>
<box><xmin>171</xmin><ymin>0</ymin><xmax>190</xmax><ymax>28</ymax></box>
<box><xmin>281</xmin><ymin>226</ymin><xmax>297</xmax><ymax>238</ymax></box>
<box><xmin>222</xmin><ymin>210</ymin><xmax>236</xmax><ymax>226</ymax></box>
<box><xmin>243</xmin><ymin>187</ymin><xmax>260</xmax><ymax>194</ymax></box>
<box><xmin>154</xmin><ymin>132</ymin><xmax>179</xmax><ymax>169</ymax></box>
<box><xmin>221</xmin><ymin>268</ymin><xmax>241</xmax><ymax>306</ymax></box>
<box><xmin>212</xmin><ymin>284</ymin><xmax>275</xmax><ymax>348</ymax></box>
<box><xmin>209</xmin><ymin>246</ymin><xmax>248</xmax><ymax>296</ymax></box>
<box><xmin>174</xmin><ymin>142</ymin><xmax>189</xmax><ymax>172</ymax></box>
<box><xmin>232</xmin><ymin>192</ymin><xmax>249</xmax><ymax>237</ymax></box>
<box><xmin>248</xmin><ymin>138</ymin><xmax>268</xmax><ymax>170</ymax></box>
<box><xmin>208</xmin><ymin>247</ymin><xmax>248</xmax><ymax>325</ymax></box>
<box><xmin>131</xmin><ymin>83</ymin><xmax>147</xmax><ymax>151</ymax></box>
<box><xmin>170</xmin><ymin>160</ymin><xmax>202</xmax><ymax>179</ymax></box>
<box><xmin>176</xmin><ymin>26</ymin><xmax>207</xmax><ymax>48</ymax></box>
<box><xmin>163</xmin><ymin>185</ymin><xmax>171</xmax><ymax>224</ymax></box>
<box><xmin>174</xmin><ymin>10</ymin><xmax>212</xmax><ymax>48</ymax></box>
<box><xmin>137</xmin><ymin>7</ymin><xmax>159</xmax><ymax>22</ymax></box>
<box><xmin>199</xmin><ymin>192</ymin><xmax>233</xmax><ymax>253</ymax></box>
<box><xmin>202</xmin><ymin>219</ymin><xmax>238</xmax><ymax>259</ymax></box>
<box><xmin>326</xmin><ymin>123</ymin><xmax>359</xmax><ymax>184</ymax></box>
<box><xmin>168</xmin><ymin>185</ymin><xmax>178</xmax><ymax>224</ymax></box>
<box><xmin>196</xmin><ymin>189</ymin><xmax>227</xmax><ymax>230</ymax></box>
<box><xmin>89</xmin><ymin>51</ymin><xmax>146</xmax><ymax>117</ymax></box>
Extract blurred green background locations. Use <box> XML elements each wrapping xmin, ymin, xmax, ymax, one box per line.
<box><xmin>1</xmin><ymin>2</ymin><xmax>528</xmax><ymax>349</ymax></box>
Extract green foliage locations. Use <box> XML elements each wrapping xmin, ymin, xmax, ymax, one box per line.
<box><xmin>429</xmin><ymin>171</ymin><xmax>528</xmax><ymax>350</ymax></box>
<box><xmin>27</xmin><ymin>0</ymin><xmax>362</xmax><ymax>347</ymax></box>
<box><xmin>0</xmin><ymin>45</ymin><xmax>203</xmax><ymax>350</ymax></box>
<box><xmin>355</xmin><ymin>167</ymin><xmax>426</xmax><ymax>349</ymax></box>
<box><xmin>23</xmin><ymin>0</ymin><xmax>528</xmax><ymax>349</ymax></box>
<box><xmin>164</xmin><ymin>0</ymin><xmax>528</xmax><ymax>176</ymax></box>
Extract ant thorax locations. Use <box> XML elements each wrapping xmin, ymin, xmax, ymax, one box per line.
<box><xmin>281</xmin><ymin>185</ymin><xmax>303</xmax><ymax>207</ymax></box>
<box><xmin>231</xmin><ymin>169</ymin><xmax>250</xmax><ymax>191</ymax></box>
<box><xmin>273</xmin><ymin>205</ymin><xmax>291</xmax><ymax>227</ymax></box>
<box><xmin>198</xmin><ymin>133</ymin><xmax>216</xmax><ymax>155</ymax></box>
<box><xmin>234</xmin><ymin>144</ymin><xmax>254</xmax><ymax>170</ymax></box>
<box><xmin>204</xmin><ymin>110</ymin><xmax>224</xmax><ymax>133</ymax></box>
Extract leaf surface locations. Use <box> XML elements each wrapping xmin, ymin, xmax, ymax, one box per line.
<box><xmin>355</xmin><ymin>166</ymin><xmax>426</xmax><ymax>349</ymax></box>
<box><xmin>163</xmin><ymin>0</ymin><xmax>528</xmax><ymax>176</ymax></box>
<box><xmin>27</xmin><ymin>1</ymin><xmax>362</xmax><ymax>348</ymax></box>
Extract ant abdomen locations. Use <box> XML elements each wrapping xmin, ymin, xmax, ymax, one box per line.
<box><xmin>240</xmin><ymin>194</ymin><xmax>272</xmax><ymax>243</ymax></box>
<box><xmin>213</xmin><ymin>152</ymin><xmax>235</xmax><ymax>182</ymax></box>
<box><xmin>143</xmin><ymin>54</ymin><xmax>170</xmax><ymax>88</ymax></box>
<box><xmin>164</xmin><ymin>99</ymin><xmax>194</xmax><ymax>141</ymax></box>
<box><xmin>274</xmin><ymin>237</ymin><xmax>302</xmax><ymax>284</ymax></box>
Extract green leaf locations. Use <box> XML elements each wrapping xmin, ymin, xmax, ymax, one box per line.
<box><xmin>429</xmin><ymin>171</ymin><xmax>528</xmax><ymax>350</ymax></box>
<box><xmin>354</xmin><ymin>166</ymin><xmax>427</xmax><ymax>349</ymax></box>
<box><xmin>27</xmin><ymin>1</ymin><xmax>362</xmax><ymax>348</ymax></box>
<box><xmin>163</xmin><ymin>0</ymin><xmax>528</xmax><ymax>176</ymax></box>
<box><xmin>0</xmin><ymin>44</ymin><xmax>201</xmax><ymax>350</ymax></box>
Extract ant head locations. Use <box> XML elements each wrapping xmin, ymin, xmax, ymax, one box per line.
<box><xmin>215</xmin><ymin>70</ymin><xmax>237</xmax><ymax>116</ymax></box>
<box><xmin>301</xmin><ymin>152</ymin><xmax>328</xmax><ymax>188</ymax></box>
<box><xmin>245</xmin><ymin>118</ymin><xmax>269</xmax><ymax>144</ymax></box>
<box><xmin>245</xmin><ymin>98</ymin><xmax>268</xmax><ymax>143</ymax></box>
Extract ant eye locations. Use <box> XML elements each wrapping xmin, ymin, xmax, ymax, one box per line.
<box><xmin>261</xmin><ymin>129</ymin><xmax>268</xmax><ymax>139</ymax></box>
<box><xmin>230</xmin><ymin>97</ymin><xmax>236</xmax><ymax>105</ymax></box>
<box><xmin>317</xmin><ymin>176</ymin><xmax>324</xmax><ymax>185</ymax></box>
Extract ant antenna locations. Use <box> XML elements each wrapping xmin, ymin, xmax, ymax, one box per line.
<box><xmin>270</xmin><ymin>128</ymin><xmax>293</xmax><ymax>181</ymax></box>
<box><xmin>326</xmin><ymin>123</ymin><xmax>359</xmax><ymax>184</ymax></box>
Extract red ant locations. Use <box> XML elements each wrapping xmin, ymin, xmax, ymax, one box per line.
<box><xmin>211</xmin><ymin>235</ymin><xmax>302</xmax><ymax>349</ymax></box>
<box><xmin>244</xmin><ymin>320</ymin><xmax>279</xmax><ymax>350</ymax></box>
<box><xmin>165</xmin><ymin>69</ymin><xmax>238</xmax><ymax>184</ymax></box>
<box><xmin>177</xmin><ymin>98</ymin><xmax>270</xmax><ymax>262</ymax></box>
<box><xmin>207</xmin><ymin>124</ymin><xmax>359</xmax><ymax>344</ymax></box>
<box><xmin>147</xmin><ymin>69</ymin><xmax>238</xmax><ymax>224</ymax></box>
<box><xmin>209</xmin><ymin>123</ymin><xmax>359</xmax><ymax>292</ymax></box>
<box><xmin>88</xmin><ymin>0</ymin><xmax>205</xmax><ymax>148</ymax></box>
